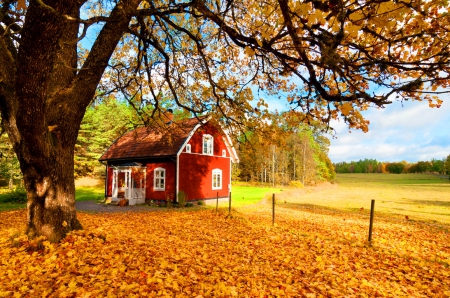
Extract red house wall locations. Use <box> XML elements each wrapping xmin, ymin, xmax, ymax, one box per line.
<box><xmin>106</xmin><ymin>166</ymin><xmax>113</xmax><ymax>197</ymax></box>
<box><xmin>178</xmin><ymin>154</ymin><xmax>230</xmax><ymax>200</ymax></box>
<box><xmin>145</xmin><ymin>162</ymin><xmax>176</xmax><ymax>201</ymax></box>
<box><xmin>178</xmin><ymin>123</ymin><xmax>232</xmax><ymax>200</ymax></box>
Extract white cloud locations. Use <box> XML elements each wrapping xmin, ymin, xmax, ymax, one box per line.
<box><xmin>329</xmin><ymin>95</ymin><xmax>450</xmax><ymax>162</ymax></box>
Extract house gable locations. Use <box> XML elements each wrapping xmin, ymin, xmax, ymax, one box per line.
<box><xmin>176</xmin><ymin>120</ymin><xmax>239</xmax><ymax>163</ymax></box>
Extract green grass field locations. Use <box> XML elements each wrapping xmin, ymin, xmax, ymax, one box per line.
<box><xmin>228</xmin><ymin>185</ymin><xmax>282</xmax><ymax>207</ymax></box>
<box><xmin>0</xmin><ymin>181</ymin><xmax>105</xmax><ymax>211</ymax></box>
<box><xmin>0</xmin><ymin>187</ymin><xmax>26</xmax><ymax>212</ymax></box>
<box><xmin>0</xmin><ymin>201</ymin><xmax>25</xmax><ymax>212</ymax></box>
<box><xmin>75</xmin><ymin>186</ymin><xmax>105</xmax><ymax>201</ymax></box>
<box><xmin>278</xmin><ymin>173</ymin><xmax>450</xmax><ymax>224</ymax></box>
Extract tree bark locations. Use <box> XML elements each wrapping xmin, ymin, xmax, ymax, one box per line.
<box><xmin>0</xmin><ymin>0</ymin><xmax>140</xmax><ymax>242</ymax></box>
<box><xmin>23</xmin><ymin>145</ymin><xmax>82</xmax><ymax>242</ymax></box>
<box><xmin>13</xmin><ymin>0</ymin><xmax>85</xmax><ymax>242</ymax></box>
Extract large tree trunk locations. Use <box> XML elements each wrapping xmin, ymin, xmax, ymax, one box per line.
<box><xmin>0</xmin><ymin>0</ymin><xmax>140</xmax><ymax>242</ymax></box>
<box><xmin>23</xmin><ymin>142</ymin><xmax>82</xmax><ymax>242</ymax></box>
<box><xmin>14</xmin><ymin>0</ymin><xmax>84</xmax><ymax>242</ymax></box>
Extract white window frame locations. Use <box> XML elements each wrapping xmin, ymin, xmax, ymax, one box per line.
<box><xmin>203</xmin><ymin>134</ymin><xmax>213</xmax><ymax>155</ymax></box>
<box><xmin>186</xmin><ymin>144</ymin><xmax>191</xmax><ymax>153</ymax></box>
<box><xmin>154</xmin><ymin>168</ymin><xmax>166</xmax><ymax>191</ymax></box>
<box><xmin>222</xmin><ymin>149</ymin><xmax>226</xmax><ymax>157</ymax></box>
<box><xmin>212</xmin><ymin>169</ymin><xmax>222</xmax><ymax>190</ymax></box>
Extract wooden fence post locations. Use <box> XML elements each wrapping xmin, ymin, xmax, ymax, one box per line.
<box><xmin>228</xmin><ymin>192</ymin><xmax>232</xmax><ymax>216</ymax></box>
<box><xmin>272</xmin><ymin>193</ymin><xmax>275</xmax><ymax>226</ymax></box>
<box><xmin>368</xmin><ymin>199</ymin><xmax>375</xmax><ymax>244</ymax></box>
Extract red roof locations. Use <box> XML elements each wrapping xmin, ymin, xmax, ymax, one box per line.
<box><xmin>99</xmin><ymin>117</ymin><xmax>203</xmax><ymax>161</ymax></box>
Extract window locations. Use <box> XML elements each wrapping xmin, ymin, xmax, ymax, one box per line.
<box><xmin>186</xmin><ymin>144</ymin><xmax>191</xmax><ymax>153</ymax></box>
<box><xmin>212</xmin><ymin>169</ymin><xmax>222</xmax><ymax>190</ymax></box>
<box><xmin>203</xmin><ymin>134</ymin><xmax>213</xmax><ymax>155</ymax></box>
<box><xmin>222</xmin><ymin>149</ymin><xmax>226</xmax><ymax>157</ymax></box>
<box><xmin>154</xmin><ymin>168</ymin><xmax>165</xmax><ymax>191</ymax></box>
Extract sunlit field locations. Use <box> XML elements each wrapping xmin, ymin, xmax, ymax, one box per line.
<box><xmin>277</xmin><ymin>173</ymin><xmax>450</xmax><ymax>225</ymax></box>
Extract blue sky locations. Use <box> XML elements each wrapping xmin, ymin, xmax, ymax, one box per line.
<box><xmin>328</xmin><ymin>95</ymin><xmax>450</xmax><ymax>163</ymax></box>
<box><xmin>266</xmin><ymin>94</ymin><xmax>450</xmax><ymax>163</ymax></box>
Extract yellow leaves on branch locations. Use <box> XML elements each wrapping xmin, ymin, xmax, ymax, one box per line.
<box><xmin>292</xmin><ymin>3</ymin><xmax>310</xmax><ymax>17</ymax></box>
<box><xmin>377</xmin><ymin>2</ymin><xmax>398</xmax><ymax>15</ymax></box>
<box><xmin>308</xmin><ymin>10</ymin><xmax>327</xmax><ymax>26</ymax></box>
<box><xmin>244</xmin><ymin>46</ymin><xmax>256</xmax><ymax>56</ymax></box>
<box><xmin>336</xmin><ymin>102</ymin><xmax>369</xmax><ymax>132</ymax></box>
<box><xmin>0</xmin><ymin>207</ymin><xmax>449</xmax><ymax>297</ymax></box>
<box><xmin>340</xmin><ymin>102</ymin><xmax>353</xmax><ymax>116</ymax></box>
<box><xmin>428</xmin><ymin>97</ymin><xmax>443</xmax><ymax>108</ymax></box>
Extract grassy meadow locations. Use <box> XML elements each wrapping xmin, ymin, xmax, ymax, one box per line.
<box><xmin>276</xmin><ymin>173</ymin><xmax>450</xmax><ymax>225</ymax></box>
<box><xmin>227</xmin><ymin>186</ymin><xmax>282</xmax><ymax>207</ymax></box>
<box><xmin>74</xmin><ymin>177</ymin><xmax>105</xmax><ymax>202</ymax></box>
<box><xmin>70</xmin><ymin>180</ymin><xmax>282</xmax><ymax>206</ymax></box>
<box><xmin>0</xmin><ymin>184</ymin><xmax>26</xmax><ymax>212</ymax></box>
<box><xmin>0</xmin><ymin>199</ymin><xmax>25</xmax><ymax>212</ymax></box>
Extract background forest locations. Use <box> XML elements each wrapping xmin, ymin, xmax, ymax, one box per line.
<box><xmin>334</xmin><ymin>157</ymin><xmax>450</xmax><ymax>175</ymax></box>
<box><xmin>2</xmin><ymin>96</ymin><xmax>449</xmax><ymax>188</ymax></box>
<box><xmin>0</xmin><ymin>98</ymin><xmax>335</xmax><ymax>188</ymax></box>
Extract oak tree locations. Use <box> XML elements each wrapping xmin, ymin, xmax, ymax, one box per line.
<box><xmin>1</xmin><ymin>0</ymin><xmax>449</xmax><ymax>241</ymax></box>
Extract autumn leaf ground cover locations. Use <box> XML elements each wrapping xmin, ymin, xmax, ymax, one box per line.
<box><xmin>0</xmin><ymin>174</ymin><xmax>449</xmax><ymax>297</ymax></box>
<box><xmin>1</xmin><ymin>203</ymin><xmax>449</xmax><ymax>296</ymax></box>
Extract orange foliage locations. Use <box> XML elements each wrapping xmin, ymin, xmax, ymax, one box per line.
<box><xmin>0</xmin><ymin>207</ymin><xmax>449</xmax><ymax>297</ymax></box>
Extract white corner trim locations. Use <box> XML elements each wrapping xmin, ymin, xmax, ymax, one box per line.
<box><xmin>221</xmin><ymin>129</ymin><xmax>239</xmax><ymax>163</ymax></box>
<box><xmin>176</xmin><ymin>123</ymin><xmax>202</xmax><ymax>156</ymax></box>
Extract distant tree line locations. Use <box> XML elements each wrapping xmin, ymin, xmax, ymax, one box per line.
<box><xmin>334</xmin><ymin>159</ymin><xmax>381</xmax><ymax>174</ymax></box>
<box><xmin>334</xmin><ymin>156</ymin><xmax>450</xmax><ymax>177</ymax></box>
<box><xmin>235</xmin><ymin>112</ymin><xmax>335</xmax><ymax>186</ymax></box>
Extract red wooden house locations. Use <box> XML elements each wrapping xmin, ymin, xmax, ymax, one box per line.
<box><xmin>99</xmin><ymin>117</ymin><xmax>239</xmax><ymax>205</ymax></box>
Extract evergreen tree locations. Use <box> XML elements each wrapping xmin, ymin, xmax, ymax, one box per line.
<box><xmin>75</xmin><ymin>97</ymin><xmax>136</xmax><ymax>177</ymax></box>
